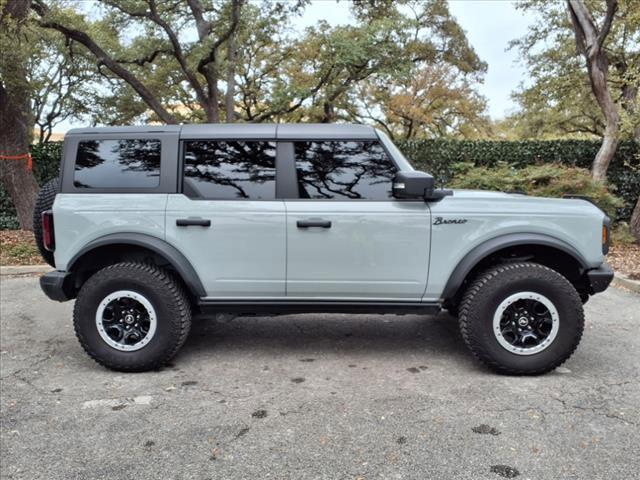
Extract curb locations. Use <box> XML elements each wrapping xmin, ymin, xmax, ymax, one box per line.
<box><xmin>612</xmin><ymin>273</ymin><xmax>640</xmax><ymax>294</ymax></box>
<box><xmin>0</xmin><ymin>265</ymin><xmax>52</xmax><ymax>276</ymax></box>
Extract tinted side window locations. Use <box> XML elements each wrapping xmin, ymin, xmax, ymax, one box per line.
<box><xmin>294</xmin><ymin>141</ymin><xmax>397</xmax><ymax>200</ymax></box>
<box><xmin>183</xmin><ymin>141</ymin><xmax>276</xmax><ymax>199</ymax></box>
<box><xmin>74</xmin><ymin>139</ymin><xmax>161</xmax><ymax>188</ymax></box>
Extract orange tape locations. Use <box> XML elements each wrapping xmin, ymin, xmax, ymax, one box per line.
<box><xmin>0</xmin><ymin>153</ymin><xmax>32</xmax><ymax>171</ymax></box>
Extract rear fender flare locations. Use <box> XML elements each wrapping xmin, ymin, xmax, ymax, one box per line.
<box><xmin>68</xmin><ymin>233</ymin><xmax>206</xmax><ymax>297</ymax></box>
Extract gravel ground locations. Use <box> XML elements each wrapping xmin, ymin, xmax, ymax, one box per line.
<box><xmin>1</xmin><ymin>275</ymin><xmax>638</xmax><ymax>480</ymax></box>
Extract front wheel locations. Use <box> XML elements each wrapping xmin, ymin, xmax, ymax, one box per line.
<box><xmin>458</xmin><ymin>262</ymin><xmax>584</xmax><ymax>375</ymax></box>
<box><xmin>73</xmin><ymin>262</ymin><xmax>192</xmax><ymax>372</ymax></box>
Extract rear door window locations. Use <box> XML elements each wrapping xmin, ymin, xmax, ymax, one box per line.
<box><xmin>74</xmin><ymin>139</ymin><xmax>161</xmax><ymax>188</ymax></box>
<box><xmin>183</xmin><ymin>140</ymin><xmax>276</xmax><ymax>200</ymax></box>
<box><xmin>293</xmin><ymin>141</ymin><xmax>396</xmax><ymax>200</ymax></box>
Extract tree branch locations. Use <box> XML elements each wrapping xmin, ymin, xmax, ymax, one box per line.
<box><xmin>115</xmin><ymin>48</ymin><xmax>172</xmax><ymax>66</ymax></box>
<box><xmin>31</xmin><ymin>0</ymin><xmax>177</xmax><ymax>124</ymax></box>
<box><xmin>185</xmin><ymin>0</ymin><xmax>211</xmax><ymax>40</ymax></box>
<box><xmin>145</xmin><ymin>0</ymin><xmax>209</xmax><ymax>109</ymax></box>
<box><xmin>596</xmin><ymin>0</ymin><xmax>617</xmax><ymax>50</ymax></box>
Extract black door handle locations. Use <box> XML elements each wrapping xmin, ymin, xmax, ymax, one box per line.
<box><xmin>176</xmin><ymin>218</ymin><xmax>211</xmax><ymax>227</ymax></box>
<box><xmin>297</xmin><ymin>220</ymin><xmax>332</xmax><ymax>229</ymax></box>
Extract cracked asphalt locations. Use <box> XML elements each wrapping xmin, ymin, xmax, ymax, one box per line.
<box><xmin>1</xmin><ymin>275</ymin><xmax>638</xmax><ymax>480</ymax></box>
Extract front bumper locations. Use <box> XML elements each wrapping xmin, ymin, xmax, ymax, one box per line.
<box><xmin>40</xmin><ymin>271</ymin><xmax>76</xmax><ymax>302</ymax></box>
<box><xmin>586</xmin><ymin>263</ymin><xmax>614</xmax><ymax>294</ymax></box>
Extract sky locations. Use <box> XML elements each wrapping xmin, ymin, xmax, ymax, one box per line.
<box><xmin>57</xmin><ymin>0</ymin><xmax>534</xmax><ymax>132</ymax></box>
<box><xmin>447</xmin><ymin>0</ymin><xmax>532</xmax><ymax>118</ymax></box>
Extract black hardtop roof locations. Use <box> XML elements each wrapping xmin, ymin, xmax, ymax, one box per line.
<box><xmin>65</xmin><ymin>123</ymin><xmax>379</xmax><ymax>140</ymax></box>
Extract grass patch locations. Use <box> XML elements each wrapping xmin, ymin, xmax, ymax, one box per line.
<box><xmin>0</xmin><ymin>230</ymin><xmax>43</xmax><ymax>266</ymax></box>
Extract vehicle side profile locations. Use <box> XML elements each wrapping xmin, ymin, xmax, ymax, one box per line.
<box><xmin>36</xmin><ymin>123</ymin><xmax>613</xmax><ymax>374</ymax></box>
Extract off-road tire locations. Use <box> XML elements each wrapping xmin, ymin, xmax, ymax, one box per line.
<box><xmin>445</xmin><ymin>303</ymin><xmax>460</xmax><ymax>318</ymax></box>
<box><xmin>32</xmin><ymin>177</ymin><xmax>60</xmax><ymax>267</ymax></box>
<box><xmin>74</xmin><ymin>262</ymin><xmax>191</xmax><ymax>372</ymax></box>
<box><xmin>458</xmin><ymin>262</ymin><xmax>584</xmax><ymax>375</ymax></box>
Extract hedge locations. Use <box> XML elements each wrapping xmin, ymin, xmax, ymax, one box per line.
<box><xmin>1</xmin><ymin>139</ymin><xmax>638</xmax><ymax>229</ymax></box>
<box><xmin>396</xmin><ymin>139</ymin><xmax>639</xmax><ymax>221</ymax></box>
<box><xmin>448</xmin><ymin>162</ymin><xmax>624</xmax><ymax>220</ymax></box>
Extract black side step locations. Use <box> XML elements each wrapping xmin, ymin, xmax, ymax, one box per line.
<box><xmin>196</xmin><ymin>300</ymin><xmax>442</xmax><ymax>315</ymax></box>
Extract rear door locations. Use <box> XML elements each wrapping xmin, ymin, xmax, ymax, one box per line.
<box><xmin>165</xmin><ymin>132</ymin><xmax>286</xmax><ymax>299</ymax></box>
<box><xmin>283</xmin><ymin>140</ymin><xmax>431</xmax><ymax>300</ymax></box>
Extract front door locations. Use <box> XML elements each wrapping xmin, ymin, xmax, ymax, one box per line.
<box><xmin>284</xmin><ymin>140</ymin><xmax>431</xmax><ymax>300</ymax></box>
<box><xmin>165</xmin><ymin>139</ymin><xmax>286</xmax><ymax>299</ymax></box>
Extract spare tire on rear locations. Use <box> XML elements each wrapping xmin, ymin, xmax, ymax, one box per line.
<box><xmin>33</xmin><ymin>177</ymin><xmax>60</xmax><ymax>267</ymax></box>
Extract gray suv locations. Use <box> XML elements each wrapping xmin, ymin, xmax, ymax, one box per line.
<box><xmin>36</xmin><ymin>124</ymin><xmax>613</xmax><ymax>374</ymax></box>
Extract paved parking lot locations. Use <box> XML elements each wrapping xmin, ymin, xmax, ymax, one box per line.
<box><xmin>1</xmin><ymin>275</ymin><xmax>638</xmax><ymax>480</ymax></box>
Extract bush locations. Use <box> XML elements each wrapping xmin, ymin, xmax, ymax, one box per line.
<box><xmin>397</xmin><ymin>139</ymin><xmax>639</xmax><ymax>221</ymax></box>
<box><xmin>447</xmin><ymin>162</ymin><xmax>624</xmax><ymax>220</ymax></box>
<box><xmin>612</xmin><ymin>222</ymin><xmax>637</xmax><ymax>245</ymax></box>
<box><xmin>30</xmin><ymin>142</ymin><xmax>63</xmax><ymax>185</ymax></box>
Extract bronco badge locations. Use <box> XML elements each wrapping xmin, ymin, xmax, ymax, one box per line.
<box><xmin>433</xmin><ymin>216</ymin><xmax>468</xmax><ymax>225</ymax></box>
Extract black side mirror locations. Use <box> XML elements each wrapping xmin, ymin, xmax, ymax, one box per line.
<box><xmin>392</xmin><ymin>170</ymin><xmax>452</xmax><ymax>201</ymax></box>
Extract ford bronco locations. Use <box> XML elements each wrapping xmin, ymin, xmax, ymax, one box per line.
<box><xmin>35</xmin><ymin>124</ymin><xmax>613</xmax><ymax>374</ymax></box>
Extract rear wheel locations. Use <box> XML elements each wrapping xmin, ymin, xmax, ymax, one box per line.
<box><xmin>73</xmin><ymin>262</ymin><xmax>191</xmax><ymax>372</ymax></box>
<box><xmin>458</xmin><ymin>262</ymin><xmax>584</xmax><ymax>375</ymax></box>
<box><xmin>33</xmin><ymin>177</ymin><xmax>60</xmax><ymax>267</ymax></box>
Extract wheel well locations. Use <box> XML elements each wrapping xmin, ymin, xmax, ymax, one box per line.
<box><xmin>69</xmin><ymin>244</ymin><xmax>196</xmax><ymax>302</ymax></box>
<box><xmin>447</xmin><ymin>244</ymin><xmax>588</xmax><ymax>307</ymax></box>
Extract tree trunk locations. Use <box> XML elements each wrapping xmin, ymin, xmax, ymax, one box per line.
<box><xmin>225</xmin><ymin>29</ymin><xmax>236</xmax><ymax>123</ymax></box>
<box><xmin>0</xmin><ymin>0</ymin><xmax>40</xmax><ymax>231</ymax></box>
<box><xmin>621</xmin><ymin>83</ymin><xmax>640</xmax><ymax>142</ymax></box>
<box><xmin>322</xmin><ymin>102</ymin><xmax>335</xmax><ymax>123</ymax></box>
<box><xmin>588</xmin><ymin>55</ymin><xmax>620</xmax><ymax>181</ymax></box>
<box><xmin>207</xmin><ymin>75</ymin><xmax>220</xmax><ymax>123</ymax></box>
<box><xmin>630</xmin><ymin>196</ymin><xmax>640</xmax><ymax>244</ymax></box>
<box><xmin>568</xmin><ymin>0</ymin><xmax>620</xmax><ymax>181</ymax></box>
<box><xmin>591</xmin><ymin>120</ymin><xmax>619</xmax><ymax>181</ymax></box>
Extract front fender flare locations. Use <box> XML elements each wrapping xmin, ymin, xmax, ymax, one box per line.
<box><xmin>441</xmin><ymin>233</ymin><xmax>589</xmax><ymax>301</ymax></box>
<box><xmin>67</xmin><ymin>233</ymin><xmax>206</xmax><ymax>297</ymax></box>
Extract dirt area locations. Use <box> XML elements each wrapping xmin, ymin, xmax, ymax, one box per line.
<box><xmin>0</xmin><ymin>230</ymin><xmax>40</xmax><ymax>265</ymax></box>
<box><xmin>607</xmin><ymin>243</ymin><xmax>640</xmax><ymax>280</ymax></box>
<box><xmin>1</xmin><ymin>229</ymin><xmax>639</xmax><ymax>280</ymax></box>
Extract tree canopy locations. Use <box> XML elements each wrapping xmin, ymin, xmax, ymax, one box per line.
<box><xmin>30</xmin><ymin>0</ymin><xmax>488</xmax><ymax>137</ymax></box>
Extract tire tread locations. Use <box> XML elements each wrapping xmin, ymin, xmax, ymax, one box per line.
<box><xmin>73</xmin><ymin>262</ymin><xmax>191</xmax><ymax>372</ymax></box>
<box><xmin>458</xmin><ymin>262</ymin><xmax>584</xmax><ymax>375</ymax></box>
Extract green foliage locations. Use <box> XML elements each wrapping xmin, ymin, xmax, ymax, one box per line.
<box><xmin>398</xmin><ymin>139</ymin><xmax>639</xmax><ymax>221</ymax></box>
<box><xmin>0</xmin><ymin>204</ymin><xmax>20</xmax><ymax>230</ymax></box>
<box><xmin>612</xmin><ymin>222</ymin><xmax>637</xmax><ymax>245</ymax></box>
<box><xmin>34</xmin><ymin>0</ymin><xmax>487</xmax><ymax>132</ymax></box>
<box><xmin>30</xmin><ymin>142</ymin><xmax>63</xmax><ymax>185</ymax></box>
<box><xmin>2</xmin><ymin>241</ymin><xmax>39</xmax><ymax>263</ymax></box>
<box><xmin>447</xmin><ymin>162</ymin><xmax>623</xmax><ymax>220</ymax></box>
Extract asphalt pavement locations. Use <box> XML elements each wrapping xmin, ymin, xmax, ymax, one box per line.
<box><xmin>1</xmin><ymin>275</ymin><xmax>638</xmax><ymax>480</ymax></box>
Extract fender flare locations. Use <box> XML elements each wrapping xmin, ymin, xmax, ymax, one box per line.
<box><xmin>68</xmin><ymin>233</ymin><xmax>206</xmax><ymax>297</ymax></box>
<box><xmin>441</xmin><ymin>233</ymin><xmax>589</xmax><ymax>300</ymax></box>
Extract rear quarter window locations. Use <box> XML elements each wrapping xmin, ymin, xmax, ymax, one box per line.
<box><xmin>74</xmin><ymin>139</ymin><xmax>161</xmax><ymax>188</ymax></box>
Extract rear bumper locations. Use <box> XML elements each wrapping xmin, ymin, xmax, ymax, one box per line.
<box><xmin>40</xmin><ymin>271</ymin><xmax>76</xmax><ymax>302</ymax></box>
<box><xmin>586</xmin><ymin>264</ymin><xmax>614</xmax><ymax>294</ymax></box>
